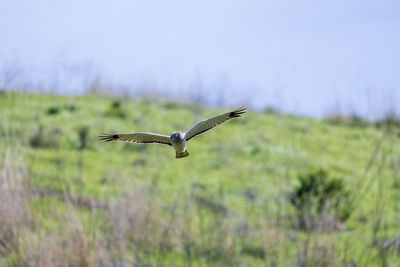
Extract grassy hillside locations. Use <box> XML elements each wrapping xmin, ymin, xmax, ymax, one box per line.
<box><xmin>1</xmin><ymin>92</ymin><xmax>399</xmax><ymax>266</ymax></box>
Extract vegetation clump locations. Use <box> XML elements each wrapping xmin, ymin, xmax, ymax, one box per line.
<box><xmin>325</xmin><ymin>114</ymin><xmax>369</xmax><ymax>128</ymax></box>
<box><xmin>77</xmin><ymin>126</ymin><xmax>89</xmax><ymax>150</ymax></box>
<box><xmin>46</xmin><ymin>103</ymin><xmax>78</xmax><ymax>115</ymax></box>
<box><xmin>375</xmin><ymin>113</ymin><xmax>400</xmax><ymax>129</ymax></box>
<box><xmin>104</xmin><ymin>100</ymin><xmax>126</xmax><ymax>118</ymax></box>
<box><xmin>29</xmin><ymin>125</ymin><xmax>60</xmax><ymax>149</ymax></box>
<box><xmin>64</xmin><ymin>103</ymin><xmax>77</xmax><ymax>112</ymax></box>
<box><xmin>290</xmin><ymin>169</ymin><xmax>352</xmax><ymax>232</ymax></box>
<box><xmin>46</xmin><ymin>104</ymin><xmax>62</xmax><ymax>115</ymax></box>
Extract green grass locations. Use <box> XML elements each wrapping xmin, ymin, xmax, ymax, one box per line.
<box><xmin>1</xmin><ymin>92</ymin><xmax>399</xmax><ymax>266</ymax></box>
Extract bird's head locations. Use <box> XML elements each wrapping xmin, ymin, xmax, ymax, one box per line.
<box><xmin>170</xmin><ymin>131</ymin><xmax>183</xmax><ymax>141</ymax></box>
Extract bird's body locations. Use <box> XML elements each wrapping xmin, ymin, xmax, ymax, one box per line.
<box><xmin>99</xmin><ymin>106</ymin><xmax>246</xmax><ymax>158</ymax></box>
<box><xmin>170</xmin><ymin>131</ymin><xmax>189</xmax><ymax>158</ymax></box>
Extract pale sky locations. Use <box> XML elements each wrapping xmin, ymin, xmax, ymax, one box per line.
<box><xmin>1</xmin><ymin>0</ymin><xmax>399</xmax><ymax>118</ymax></box>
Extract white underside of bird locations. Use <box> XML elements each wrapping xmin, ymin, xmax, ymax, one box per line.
<box><xmin>99</xmin><ymin>106</ymin><xmax>246</xmax><ymax>158</ymax></box>
<box><xmin>170</xmin><ymin>132</ymin><xmax>189</xmax><ymax>158</ymax></box>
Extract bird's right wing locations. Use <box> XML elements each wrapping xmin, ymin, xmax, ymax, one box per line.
<box><xmin>99</xmin><ymin>132</ymin><xmax>172</xmax><ymax>146</ymax></box>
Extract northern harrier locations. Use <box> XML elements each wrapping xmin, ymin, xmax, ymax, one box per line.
<box><xmin>99</xmin><ymin>106</ymin><xmax>246</xmax><ymax>158</ymax></box>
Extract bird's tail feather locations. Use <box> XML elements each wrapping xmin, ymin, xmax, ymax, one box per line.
<box><xmin>176</xmin><ymin>149</ymin><xmax>190</xmax><ymax>159</ymax></box>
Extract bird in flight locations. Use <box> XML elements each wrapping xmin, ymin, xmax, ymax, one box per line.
<box><xmin>99</xmin><ymin>106</ymin><xmax>246</xmax><ymax>158</ymax></box>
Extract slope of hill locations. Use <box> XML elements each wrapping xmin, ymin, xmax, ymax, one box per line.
<box><xmin>1</xmin><ymin>92</ymin><xmax>399</xmax><ymax>266</ymax></box>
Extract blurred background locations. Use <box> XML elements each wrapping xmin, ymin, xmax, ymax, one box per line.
<box><xmin>1</xmin><ymin>0</ymin><xmax>399</xmax><ymax>118</ymax></box>
<box><xmin>1</xmin><ymin>0</ymin><xmax>400</xmax><ymax>266</ymax></box>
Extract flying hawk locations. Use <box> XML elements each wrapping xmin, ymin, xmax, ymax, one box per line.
<box><xmin>99</xmin><ymin>106</ymin><xmax>246</xmax><ymax>158</ymax></box>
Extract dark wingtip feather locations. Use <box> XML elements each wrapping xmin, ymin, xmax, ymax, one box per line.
<box><xmin>98</xmin><ymin>133</ymin><xmax>118</xmax><ymax>142</ymax></box>
<box><xmin>229</xmin><ymin>106</ymin><xmax>247</xmax><ymax>118</ymax></box>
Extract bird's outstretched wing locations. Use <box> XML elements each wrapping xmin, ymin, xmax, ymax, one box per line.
<box><xmin>185</xmin><ymin>106</ymin><xmax>246</xmax><ymax>141</ymax></box>
<box><xmin>99</xmin><ymin>132</ymin><xmax>172</xmax><ymax>146</ymax></box>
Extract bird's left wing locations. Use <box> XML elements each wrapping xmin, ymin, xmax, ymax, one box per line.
<box><xmin>99</xmin><ymin>132</ymin><xmax>172</xmax><ymax>146</ymax></box>
<box><xmin>185</xmin><ymin>106</ymin><xmax>246</xmax><ymax>141</ymax></box>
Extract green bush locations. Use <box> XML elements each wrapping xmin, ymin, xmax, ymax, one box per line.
<box><xmin>104</xmin><ymin>100</ymin><xmax>126</xmax><ymax>118</ymax></box>
<box><xmin>290</xmin><ymin>169</ymin><xmax>352</xmax><ymax>231</ymax></box>
<box><xmin>46</xmin><ymin>103</ymin><xmax>77</xmax><ymax>115</ymax></box>
<box><xmin>46</xmin><ymin>105</ymin><xmax>61</xmax><ymax>115</ymax></box>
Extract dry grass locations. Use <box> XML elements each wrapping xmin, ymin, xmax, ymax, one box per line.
<box><xmin>295</xmin><ymin>238</ymin><xmax>340</xmax><ymax>267</ymax></box>
<box><xmin>0</xmin><ymin>150</ymin><xmax>31</xmax><ymax>257</ymax></box>
<box><xmin>21</xmin><ymin>192</ymin><xmax>110</xmax><ymax>266</ymax></box>
<box><xmin>0</xmin><ymin>150</ymin><xmax>109</xmax><ymax>266</ymax></box>
<box><xmin>107</xmin><ymin>188</ymin><xmax>189</xmax><ymax>265</ymax></box>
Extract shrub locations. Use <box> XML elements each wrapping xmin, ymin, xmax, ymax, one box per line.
<box><xmin>29</xmin><ymin>125</ymin><xmax>59</xmax><ymax>149</ymax></box>
<box><xmin>77</xmin><ymin>126</ymin><xmax>89</xmax><ymax>150</ymax></box>
<box><xmin>104</xmin><ymin>100</ymin><xmax>126</xmax><ymax>119</ymax></box>
<box><xmin>111</xmin><ymin>100</ymin><xmax>121</xmax><ymax>109</ymax></box>
<box><xmin>46</xmin><ymin>105</ymin><xmax>61</xmax><ymax>115</ymax></box>
<box><xmin>46</xmin><ymin>103</ymin><xmax>77</xmax><ymax>115</ymax></box>
<box><xmin>289</xmin><ymin>169</ymin><xmax>352</xmax><ymax>231</ymax></box>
